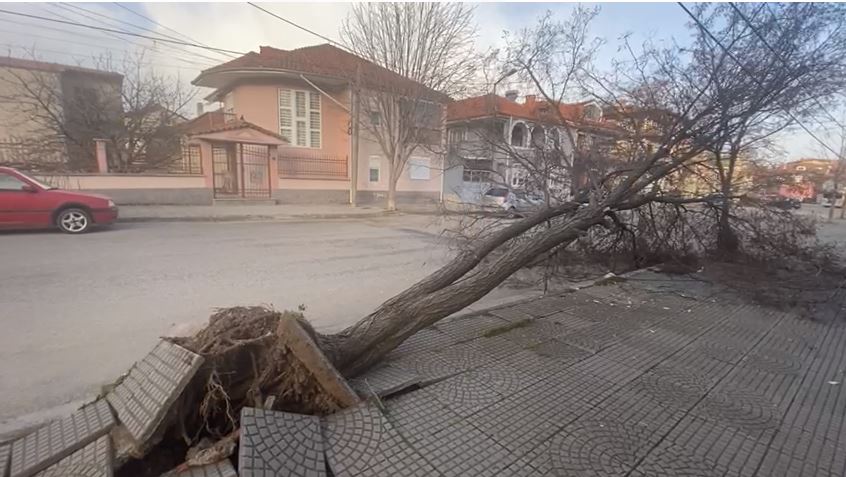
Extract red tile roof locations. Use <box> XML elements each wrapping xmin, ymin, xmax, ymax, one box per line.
<box><xmin>447</xmin><ymin>93</ymin><xmax>618</xmax><ymax>133</ymax></box>
<box><xmin>0</xmin><ymin>56</ymin><xmax>122</xmax><ymax>79</ymax></box>
<box><xmin>195</xmin><ymin>44</ymin><xmax>448</xmax><ymax>102</ymax></box>
<box><xmin>180</xmin><ymin>110</ymin><xmax>288</xmax><ymax>142</ymax></box>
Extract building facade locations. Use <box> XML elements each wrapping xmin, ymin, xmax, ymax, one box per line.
<box><xmin>193</xmin><ymin>44</ymin><xmax>447</xmax><ymax>205</ymax></box>
<box><xmin>444</xmin><ymin>91</ymin><xmax>619</xmax><ymax>204</ymax></box>
<box><xmin>0</xmin><ymin>57</ymin><xmax>123</xmax><ymax>171</ymax></box>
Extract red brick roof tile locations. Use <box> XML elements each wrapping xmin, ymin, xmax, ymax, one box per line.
<box><xmin>195</xmin><ymin>44</ymin><xmax>448</xmax><ymax>102</ymax></box>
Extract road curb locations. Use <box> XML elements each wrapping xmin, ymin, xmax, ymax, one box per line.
<box><xmin>118</xmin><ymin>211</ymin><xmax>406</xmax><ymax>223</ymax></box>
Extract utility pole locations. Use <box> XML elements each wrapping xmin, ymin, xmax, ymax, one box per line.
<box><xmin>349</xmin><ymin>64</ymin><xmax>361</xmax><ymax>207</ymax></box>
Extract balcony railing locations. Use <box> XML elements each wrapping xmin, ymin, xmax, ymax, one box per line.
<box><xmin>279</xmin><ymin>152</ymin><xmax>348</xmax><ymax>179</ymax></box>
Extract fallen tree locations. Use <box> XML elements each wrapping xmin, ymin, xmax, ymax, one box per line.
<box><xmin>118</xmin><ymin>3</ymin><xmax>846</xmax><ymax>474</ymax></box>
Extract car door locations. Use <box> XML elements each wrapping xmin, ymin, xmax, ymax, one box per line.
<box><xmin>0</xmin><ymin>172</ymin><xmax>51</xmax><ymax>228</ymax></box>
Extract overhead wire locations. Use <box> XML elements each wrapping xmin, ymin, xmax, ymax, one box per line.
<box><xmin>677</xmin><ymin>2</ymin><xmax>844</xmax><ymax>159</ymax></box>
<box><xmin>0</xmin><ymin>7</ymin><xmax>245</xmax><ymax>56</ymax></box>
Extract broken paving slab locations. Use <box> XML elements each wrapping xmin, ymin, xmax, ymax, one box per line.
<box><xmin>322</xmin><ymin>403</ymin><xmax>438</xmax><ymax>477</ymax></box>
<box><xmin>349</xmin><ymin>363</ymin><xmax>420</xmax><ymax>398</ymax></box>
<box><xmin>10</xmin><ymin>399</ymin><xmax>114</xmax><ymax>477</ymax></box>
<box><xmin>36</xmin><ymin>435</ymin><xmax>112</xmax><ymax>477</ymax></box>
<box><xmin>160</xmin><ymin>460</ymin><xmax>237</xmax><ymax>477</ymax></box>
<box><xmin>238</xmin><ymin>407</ymin><xmax>325</xmax><ymax>477</ymax></box>
<box><xmin>106</xmin><ymin>340</ymin><xmax>203</xmax><ymax>458</ymax></box>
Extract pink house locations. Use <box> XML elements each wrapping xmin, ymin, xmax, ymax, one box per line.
<box><xmin>189</xmin><ymin>44</ymin><xmax>448</xmax><ymax>205</ymax></box>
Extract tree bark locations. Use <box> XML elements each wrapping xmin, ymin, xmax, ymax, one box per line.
<box><xmin>321</xmin><ymin>205</ymin><xmax>605</xmax><ymax>376</ymax></box>
<box><xmin>387</xmin><ymin>169</ymin><xmax>398</xmax><ymax>211</ymax></box>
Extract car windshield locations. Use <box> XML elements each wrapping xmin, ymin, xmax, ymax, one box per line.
<box><xmin>485</xmin><ymin>188</ymin><xmax>509</xmax><ymax>197</ymax></box>
<box><xmin>15</xmin><ymin>170</ymin><xmax>55</xmax><ymax>190</ymax></box>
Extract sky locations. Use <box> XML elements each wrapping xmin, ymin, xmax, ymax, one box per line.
<box><xmin>0</xmin><ymin>2</ymin><xmax>841</xmax><ymax>162</ymax></box>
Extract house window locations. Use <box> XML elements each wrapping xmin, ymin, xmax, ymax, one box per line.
<box><xmin>279</xmin><ymin>88</ymin><xmax>321</xmax><ymax>148</ymax></box>
<box><xmin>369</xmin><ymin>111</ymin><xmax>381</xmax><ymax>126</ymax></box>
<box><xmin>369</xmin><ymin>156</ymin><xmax>381</xmax><ymax>182</ymax></box>
<box><xmin>449</xmin><ymin>127</ymin><xmax>466</xmax><ymax>145</ymax></box>
<box><xmin>511</xmin><ymin>123</ymin><xmax>526</xmax><ymax>147</ymax></box>
<box><xmin>463</xmin><ymin>158</ymin><xmax>493</xmax><ymax>182</ymax></box>
<box><xmin>408</xmin><ymin>157</ymin><xmax>431</xmax><ymax>180</ymax></box>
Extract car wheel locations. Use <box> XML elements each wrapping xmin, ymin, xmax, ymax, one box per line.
<box><xmin>56</xmin><ymin>208</ymin><xmax>91</xmax><ymax>234</ymax></box>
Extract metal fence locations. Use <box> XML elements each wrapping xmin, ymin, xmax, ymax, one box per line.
<box><xmin>279</xmin><ymin>153</ymin><xmax>348</xmax><ymax>179</ymax></box>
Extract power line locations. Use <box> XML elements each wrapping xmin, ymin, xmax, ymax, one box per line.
<box><xmin>57</xmin><ymin>2</ymin><xmax>228</xmax><ymax>64</ymax></box>
<box><xmin>247</xmin><ymin>2</ymin><xmax>346</xmax><ymax>49</ymax></box>
<box><xmin>0</xmin><ymin>42</ymin><xmax>213</xmax><ymax>71</ymax></box>
<box><xmin>33</xmin><ymin>4</ymin><xmax>216</xmax><ymax>69</ymax></box>
<box><xmin>677</xmin><ymin>2</ymin><xmax>844</xmax><ymax>160</ymax></box>
<box><xmin>0</xmin><ymin>7</ymin><xmax>245</xmax><ymax>56</ymax></box>
<box><xmin>112</xmin><ymin>2</ymin><xmax>236</xmax><ymax>59</ymax></box>
<box><xmin>728</xmin><ymin>2</ymin><xmax>846</xmax><ymax>132</ymax></box>
<box><xmin>0</xmin><ymin>18</ymin><xmax>216</xmax><ymax>69</ymax></box>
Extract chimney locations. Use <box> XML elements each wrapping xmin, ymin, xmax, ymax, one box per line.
<box><xmin>504</xmin><ymin>89</ymin><xmax>519</xmax><ymax>102</ymax></box>
<box><xmin>196</xmin><ymin>102</ymin><xmax>204</xmax><ymax>117</ymax></box>
<box><xmin>525</xmin><ymin>94</ymin><xmax>537</xmax><ymax>106</ymax></box>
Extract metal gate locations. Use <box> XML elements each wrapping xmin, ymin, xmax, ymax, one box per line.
<box><xmin>212</xmin><ymin>143</ymin><xmax>271</xmax><ymax>199</ymax></box>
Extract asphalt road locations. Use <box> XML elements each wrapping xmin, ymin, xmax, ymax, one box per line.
<box><xmin>0</xmin><ymin>215</ymin><xmax>516</xmax><ymax>425</ymax></box>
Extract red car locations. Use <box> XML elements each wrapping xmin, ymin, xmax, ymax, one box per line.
<box><xmin>0</xmin><ymin>166</ymin><xmax>118</xmax><ymax>233</ymax></box>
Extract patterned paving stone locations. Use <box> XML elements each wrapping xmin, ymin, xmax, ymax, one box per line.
<box><xmin>435</xmin><ymin>314</ymin><xmax>512</xmax><ymax>342</ymax></box>
<box><xmin>757</xmin><ymin>426</ymin><xmax>846</xmax><ymax>477</ymax></box>
<box><xmin>106</xmin><ymin>340</ymin><xmax>202</xmax><ymax>453</ymax></box>
<box><xmin>529</xmin><ymin>339</ymin><xmax>592</xmax><ymax>363</ymax></box>
<box><xmin>478</xmin><ymin>350</ymin><xmax>572</xmax><ymax>393</ymax></box>
<box><xmin>238</xmin><ymin>407</ymin><xmax>325</xmax><ymax>477</ymax></box>
<box><xmin>322</xmin><ymin>404</ymin><xmax>437</xmax><ymax>477</ymax></box>
<box><xmin>634</xmin><ymin>441</ymin><xmax>726</xmax><ymax>476</ymax></box>
<box><xmin>545</xmin><ymin>420</ymin><xmax>659</xmax><ymax>477</ymax></box>
<box><xmin>469</xmin><ymin>380</ymin><xmax>581</xmax><ymax>456</ymax></box>
<box><xmin>390</xmin><ymin>350</ymin><xmax>460</xmax><ymax>383</ymax></box>
<box><xmin>384</xmin><ymin>389</ymin><xmax>464</xmax><ymax>440</ymax></box>
<box><xmin>691</xmin><ymin>387</ymin><xmax>781</xmax><ymax>440</ymax></box>
<box><xmin>35</xmin><ymin>436</ymin><xmax>111</xmax><ymax>477</ymax></box>
<box><xmin>350</xmin><ymin>363</ymin><xmax>420</xmax><ymax>398</ymax></box>
<box><xmin>657</xmin><ymin>415</ymin><xmax>768</xmax><ymax>476</ymax></box>
<box><xmin>488</xmin><ymin>305</ymin><xmax>534</xmax><ymax>323</ymax></box>
<box><xmin>577</xmin><ymin>385</ymin><xmax>685</xmax><ymax>440</ymax></box>
<box><xmin>569</xmin><ymin>355</ymin><xmax>641</xmax><ymax>387</ymax></box>
<box><xmin>540</xmin><ymin>311</ymin><xmax>597</xmax><ymax>331</ymax></box>
<box><xmin>388</xmin><ymin>327</ymin><xmax>456</xmax><ymax>359</ymax></box>
<box><xmin>424</xmin><ymin>369</ymin><xmax>505</xmax><ymax>417</ymax></box>
<box><xmin>558</xmin><ymin>322</ymin><xmax>632</xmax><ymax>354</ymax></box>
<box><xmin>514</xmin><ymin>296</ymin><xmax>576</xmax><ymax>318</ymax></box>
<box><xmin>627</xmin><ymin>366</ymin><xmax>711</xmax><ymax>410</ymax></box>
<box><xmin>467</xmin><ymin>335</ymin><xmax>526</xmax><ymax>361</ymax></box>
<box><xmin>437</xmin><ymin>340</ymin><xmax>502</xmax><ymax>372</ymax></box>
<box><xmin>10</xmin><ymin>400</ymin><xmax>114</xmax><ymax>477</ymax></box>
<box><xmin>160</xmin><ymin>460</ymin><xmax>237</xmax><ymax>477</ymax></box>
<box><xmin>495</xmin><ymin>459</ymin><xmax>545</xmax><ymax>477</ymax></box>
<box><xmin>492</xmin><ymin>321</ymin><xmax>561</xmax><ymax>348</ymax></box>
<box><xmin>408</xmin><ymin>421</ymin><xmax>519</xmax><ymax>476</ymax></box>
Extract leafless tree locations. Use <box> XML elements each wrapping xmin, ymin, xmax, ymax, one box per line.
<box><xmin>679</xmin><ymin>3</ymin><xmax>846</xmax><ymax>253</ymax></box>
<box><xmin>0</xmin><ymin>50</ymin><xmax>196</xmax><ymax>173</ymax></box>
<box><xmin>94</xmin><ymin>53</ymin><xmax>197</xmax><ymax>173</ymax></box>
<box><xmin>341</xmin><ymin>2</ymin><xmax>477</xmax><ymax>210</ymax></box>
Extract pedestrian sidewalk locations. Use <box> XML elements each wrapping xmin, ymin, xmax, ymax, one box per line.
<box><xmin>119</xmin><ymin>203</ymin><xmax>444</xmax><ymax>223</ymax></box>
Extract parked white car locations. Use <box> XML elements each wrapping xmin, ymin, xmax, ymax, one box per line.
<box><xmin>482</xmin><ymin>187</ymin><xmax>544</xmax><ymax>217</ymax></box>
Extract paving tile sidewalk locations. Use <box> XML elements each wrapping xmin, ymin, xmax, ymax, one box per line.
<box><xmin>118</xmin><ymin>204</ymin><xmax>442</xmax><ymax>223</ymax></box>
<box><xmin>344</xmin><ymin>272</ymin><xmax>846</xmax><ymax>476</ymax></box>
